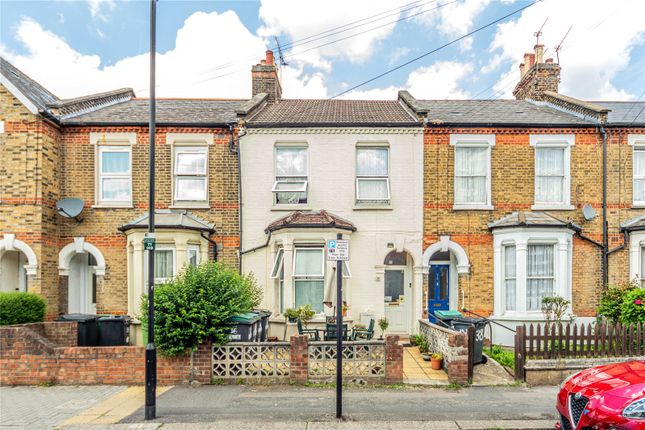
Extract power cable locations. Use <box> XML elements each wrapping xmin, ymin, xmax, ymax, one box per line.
<box><xmin>330</xmin><ymin>0</ymin><xmax>539</xmax><ymax>99</ymax></box>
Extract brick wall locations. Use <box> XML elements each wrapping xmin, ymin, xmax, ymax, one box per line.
<box><xmin>0</xmin><ymin>323</ymin><xmax>212</xmax><ymax>386</ymax></box>
<box><xmin>419</xmin><ymin>320</ymin><xmax>469</xmax><ymax>384</ymax></box>
<box><xmin>423</xmin><ymin>126</ymin><xmax>645</xmax><ymax>319</ymax></box>
<box><xmin>385</xmin><ymin>335</ymin><xmax>403</xmax><ymax>383</ymax></box>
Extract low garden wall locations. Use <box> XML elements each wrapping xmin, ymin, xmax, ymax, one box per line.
<box><xmin>1</xmin><ymin>323</ymin><xmax>403</xmax><ymax>386</ymax></box>
<box><xmin>524</xmin><ymin>356</ymin><xmax>645</xmax><ymax>385</ymax></box>
<box><xmin>0</xmin><ymin>322</ymin><xmax>211</xmax><ymax>386</ymax></box>
<box><xmin>212</xmin><ymin>335</ymin><xmax>403</xmax><ymax>384</ymax></box>
<box><xmin>419</xmin><ymin>320</ymin><xmax>469</xmax><ymax>384</ymax></box>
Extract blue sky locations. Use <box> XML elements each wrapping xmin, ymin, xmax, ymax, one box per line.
<box><xmin>1</xmin><ymin>0</ymin><xmax>643</xmax><ymax>101</ymax></box>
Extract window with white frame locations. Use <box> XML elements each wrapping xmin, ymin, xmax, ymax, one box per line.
<box><xmin>629</xmin><ymin>136</ymin><xmax>645</xmax><ymax>206</ymax></box>
<box><xmin>450</xmin><ymin>135</ymin><xmax>494</xmax><ymax>208</ymax></box>
<box><xmin>526</xmin><ymin>244</ymin><xmax>555</xmax><ymax>310</ymax></box>
<box><xmin>144</xmin><ymin>247</ymin><xmax>176</xmax><ymax>285</ymax></box>
<box><xmin>270</xmin><ymin>247</ymin><xmax>285</xmax><ymax>312</ymax></box>
<box><xmin>493</xmin><ymin>229</ymin><xmax>572</xmax><ymax>317</ymax></box>
<box><xmin>174</xmin><ymin>146</ymin><xmax>208</xmax><ymax>203</ymax></box>
<box><xmin>187</xmin><ymin>245</ymin><xmax>200</xmax><ymax>267</ymax></box>
<box><xmin>293</xmin><ymin>247</ymin><xmax>324</xmax><ymax>313</ymax></box>
<box><xmin>98</xmin><ymin>146</ymin><xmax>132</xmax><ymax>204</ymax></box>
<box><xmin>531</xmin><ymin>135</ymin><xmax>574</xmax><ymax>208</ymax></box>
<box><xmin>503</xmin><ymin>245</ymin><xmax>516</xmax><ymax>311</ymax></box>
<box><xmin>356</xmin><ymin>147</ymin><xmax>390</xmax><ymax>202</ymax></box>
<box><xmin>640</xmin><ymin>246</ymin><xmax>645</xmax><ymax>287</ymax></box>
<box><xmin>273</xmin><ymin>147</ymin><xmax>308</xmax><ymax>205</ymax></box>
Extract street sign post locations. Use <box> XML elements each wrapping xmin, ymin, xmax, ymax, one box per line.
<box><xmin>327</xmin><ymin>236</ymin><xmax>348</xmax><ymax>419</ymax></box>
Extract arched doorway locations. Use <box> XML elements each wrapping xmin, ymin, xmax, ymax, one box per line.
<box><xmin>383</xmin><ymin>250</ymin><xmax>412</xmax><ymax>333</ymax></box>
<box><xmin>0</xmin><ymin>250</ymin><xmax>28</xmax><ymax>292</ymax></box>
<box><xmin>58</xmin><ymin>238</ymin><xmax>106</xmax><ymax>314</ymax></box>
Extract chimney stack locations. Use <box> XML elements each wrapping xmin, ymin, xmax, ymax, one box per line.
<box><xmin>252</xmin><ymin>50</ymin><xmax>282</xmax><ymax>103</ymax></box>
<box><xmin>513</xmin><ymin>43</ymin><xmax>561</xmax><ymax>101</ymax></box>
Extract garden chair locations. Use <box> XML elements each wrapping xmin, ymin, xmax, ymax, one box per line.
<box><xmin>297</xmin><ymin>319</ymin><xmax>320</xmax><ymax>341</ymax></box>
<box><xmin>351</xmin><ymin>319</ymin><xmax>375</xmax><ymax>340</ymax></box>
<box><xmin>325</xmin><ymin>323</ymin><xmax>348</xmax><ymax>341</ymax></box>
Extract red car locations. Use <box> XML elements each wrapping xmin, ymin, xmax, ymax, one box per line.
<box><xmin>555</xmin><ymin>360</ymin><xmax>645</xmax><ymax>430</ymax></box>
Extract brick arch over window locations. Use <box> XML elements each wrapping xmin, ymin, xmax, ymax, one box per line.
<box><xmin>422</xmin><ymin>235</ymin><xmax>470</xmax><ymax>274</ymax></box>
<box><xmin>0</xmin><ymin>234</ymin><xmax>38</xmax><ymax>275</ymax></box>
<box><xmin>58</xmin><ymin>237</ymin><xmax>106</xmax><ymax>276</ymax></box>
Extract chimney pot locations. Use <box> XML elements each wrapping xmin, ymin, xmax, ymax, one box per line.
<box><xmin>534</xmin><ymin>44</ymin><xmax>544</xmax><ymax>64</ymax></box>
<box><xmin>266</xmin><ymin>50</ymin><xmax>275</xmax><ymax>65</ymax></box>
<box><xmin>545</xmin><ymin>58</ymin><xmax>554</xmax><ymax>64</ymax></box>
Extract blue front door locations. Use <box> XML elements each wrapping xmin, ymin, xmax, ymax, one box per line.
<box><xmin>428</xmin><ymin>264</ymin><xmax>449</xmax><ymax>323</ymax></box>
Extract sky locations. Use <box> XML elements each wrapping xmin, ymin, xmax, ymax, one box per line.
<box><xmin>0</xmin><ymin>0</ymin><xmax>644</xmax><ymax>101</ymax></box>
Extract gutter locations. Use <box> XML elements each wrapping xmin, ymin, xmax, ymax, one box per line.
<box><xmin>61</xmin><ymin>121</ymin><xmax>235</xmax><ymax>128</ymax></box>
<box><xmin>117</xmin><ymin>224</ymin><xmax>215</xmax><ymax>234</ymax></box>
<box><xmin>200</xmin><ymin>232</ymin><xmax>218</xmax><ymax>262</ymax></box>
<box><xmin>246</xmin><ymin>122</ymin><xmax>421</xmax><ymax>129</ymax></box>
<box><xmin>240</xmin><ymin>231</ymin><xmax>272</xmax><ymax>256</ymax></box>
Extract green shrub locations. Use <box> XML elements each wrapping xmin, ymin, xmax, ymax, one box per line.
<box><xmin>489</xmin><ymin>344</ymin><xmax>515</xmax><ymax>370</ymax></box>
<box><xmin>619</xmin><ymin>288</ymin><xmax>645</xmax><ymax>324</ymax></box>
<box><xmin>597</xmin><ymin>280</ymin><xmax>637</xmax><ymax>323</ymax></box>
<box><xmin>0</xmin><ymin>292</ymin><xmax>46</xmax><ymax>325</ymax></box>
<box><xmin>140</xmin><ymin>262</ymin><xmax>262</xmax><ymax>356</ymax></box>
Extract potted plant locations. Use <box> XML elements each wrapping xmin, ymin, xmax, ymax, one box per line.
<box><xmin>296</xmin><ymin>304</ymin><xmax>316</xmax><ymax>328</ymax></box>
<box><xmin>431</xmin><ymin>352</ymin><xmax>443</xmax><ymax>370</ymax></box>
<box><xmin>342</xmin><ymin>301</ymin><xmax>349</xmax><ymax>317</ymax></box>
<box><xmin>410</xmin><ymin>333</ymin><xmax>423</xmax><ymax>347</ymax></box>
<box><xmin>418</xmin><ymin>338</ymin><xmax>431</xmax><ymax>361</ymax></box>
<box><xmin>284</xmin><ymin>308</ymin><xmax>299</xmax><ymax>323</ymax></box>
<box><xmin>377</xmin><ymin>317</ymin><xmax>389</xmax><ymax>340</ymax></box>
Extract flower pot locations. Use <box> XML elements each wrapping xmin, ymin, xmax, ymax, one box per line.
<box><xmin>287</xmin><ymin>317</ymin><xmax>297</xmax><ymax>323</ymax></box>
<box><xmin>421</xmin><ymin>354</ymin><xmax>431</xmax><ymax>361</ymax></box>
<box><xmin>430</xmin><ymin>357</ymin><xmax>442</xmax><ymax>370</ymax></box>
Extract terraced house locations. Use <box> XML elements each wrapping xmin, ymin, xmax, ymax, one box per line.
<box><xmin>0</xmin><ymin>58</ymin><xmax>242</xmax><ymax>329</ymax></box>
<box><xmin>1</xmin><ymin>46</ymin><xmax>644</xmax><ymax>344</ymax></box>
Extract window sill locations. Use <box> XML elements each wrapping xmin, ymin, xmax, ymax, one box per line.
<box><xmin>271</xmin><ymin>205</ymin><xmax>311</xmax><ymax>211</ymax></box>
<box><xmin>631</xmin><ymin>204</ymin><xmax>645</xmax><ymax>209</ymax></box>
<box><xmin>169</xmin><ymin>203</ymin><xmax>210</xmax><ymax>209</ymax></box>
<box><xmin>353</xmin><ymin>203</ymin><xmax>392</xmax><ymax>210</ymax></box>
<box><xmin>453</xmin><ymin>204</ymin><xmax>494</xmax><ymax>211</ymax></box>
<box><xmin>91</xmin><ymin>203</ymin><xmax>133</xmax><ymax>209</ymax></box>
<box><xmin>490</xmin><ymin>313</ymin><xmax>574</xmax><ymax>322</ymax></box>
<box><xmin>531</xmin><ymin>204</ymin><xmax>575</xmax><ymax>211</ymax></box>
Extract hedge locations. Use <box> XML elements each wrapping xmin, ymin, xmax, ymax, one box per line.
<box><xmin>0</xmin><ymin>292</ymin><xmax>47</xmax><ymax>325</ymax></box>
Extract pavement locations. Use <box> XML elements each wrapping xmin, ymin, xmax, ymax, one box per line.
<box><xmin>0</xmin><ymin>384</ymin><xmax>560</xmax><ymax>430</ymax></box>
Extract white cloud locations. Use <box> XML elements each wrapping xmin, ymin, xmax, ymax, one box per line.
<box><xmin>258</xmin><ymin>0</ymin><xmax>402</xmax><ymax>68</ymax></box>
<box><xmin>1</xmin><ymin>12</ymin><xmax>327</xmax><ymax>99</ymax></box>
<box><xmin>342</xmin><ymin>60</ymin><xmax>473</xmax><ymax>99</ymax></box>
<box><xmin>488</xmin><ymin>0</ymin><xmax>645</xmax><ymax>100</ymax></box>
<box><xmin>408</xmin><ymin>0</ymin><xmax>491</xmax><ymax>50</ymax></box>
<box><xmin>87</xmin><ymin>0</ymin><xmax>115</xmax><ymax>21</ymax></box>
<box><xmin>389</xmin><ymin>47</ymin><xmax>411</xmax><ymax>65</ymax></box>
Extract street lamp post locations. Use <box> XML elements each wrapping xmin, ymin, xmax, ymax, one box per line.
<box><xmin>145</xmin><ymin>0</ymin><xmax>158</xmax><ymax>421</ymax></box>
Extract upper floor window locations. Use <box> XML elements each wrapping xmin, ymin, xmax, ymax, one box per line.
<box><xmin>530</xmin><ymin>134</ymin><xmax>574</xmax><ymax>209</ymax></box>
<box><xmin>629</xmin><ymin>135</ymin><xmax>645</xmax><ymax>206</ymax></box>
<box><xmin>174</xmin><ymin>146</ymin><xmax>208</xmax><ymax>203</ymax></box>
<box><xmin>356</xmin><ymin>147</ymin><xmax>390</xmax><ymax>202</ymax></box>
<box><xmin>92</xmin><ymin>133</ymin><xmax>136</xmax><ymax>207</ymax></box>
<box><xmin>273</xmin><ymin>146</ymin><xmax>308</xmax><ymax>205</ymax></box>
<box><xmin>450</xmin><ymin>134</ymin><xmax>494</xmax><ymax>209</ymax></box>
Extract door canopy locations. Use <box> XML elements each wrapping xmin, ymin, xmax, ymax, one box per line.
<box><xmin>58</xmin><ymin>237</ymin><xmax>106</xmax><ymax>276</ymax></box>
<box><xmin>422</xmin><ymin>235</ymin><xmax>470</xmax><ymax>274</ymax></box>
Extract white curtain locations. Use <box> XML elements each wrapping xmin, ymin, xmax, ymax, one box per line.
<box><xmin>175</xmin><ymin>177</ymin><xmax>206</xmax><ymax>200</ymax></box>
<box><xmin>176</xmin><ymin>152</ymin><xmax>206</xmax><ymax>174</ymax></box>
<box><xmin>294</xmin><ymin>248</ymin><xmax>323</xmax><ymax>276</ymax></box>
<box><xmin>154</xmin><ymin>250</ymin><xmax>173</xmax><ymax>280</ymax></box>
<box><xmin>527</xmin><ymin>245</ymin><xmax>554</xmax><ymax>310</ymax></box>
<box><xmin>634</xmin><ymin>150</ymin><xmax>645</xmax><ymax>202</ymax></box>
<box><xmin>101</xmin><ymin>178</ymin><xmax>130</xmax><ymax>200</ymax></box>
<box><xmin>357</xmin><ymin>179</ymin><xmax>388</xmax><ymax>199</ymax></box>
<box><xmin>455</xmin><ymin>147</ymin><xmax>487</xmax><ymax>204</ymax></box>
<box><xmin>276</xmin><ymin>148</ymin><xmax>307</xmax><ymax>176</ymax></box>
<box><xmin>356</xmin><ymin>148</ymin><xmax>388</xmax><ymax>176</ymax></box>
<box><xmin>101</xmin><ymin>151</ymin><xmax>129</xmax><ymax>173</ymax></box>
<box><xmin>504</xmin><ymin>245</ymin><xmax>516</xmax><ymax>311</ymax></box>
<box><xmin>535</xmin><ymin>148</ymin><xmax>564</xmax><ymax>203</ymax></box>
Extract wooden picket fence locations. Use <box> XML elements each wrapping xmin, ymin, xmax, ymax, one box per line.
<box><xmin>514</xmin><ymin>322</ymin><xmax>645</xmax><ymax>380</ymax></box>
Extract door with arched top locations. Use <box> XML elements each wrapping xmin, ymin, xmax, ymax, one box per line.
<box><xmin>68</xmin><ymin>253</ymin><xmax>97</xmax><ymax>314</ymax></box>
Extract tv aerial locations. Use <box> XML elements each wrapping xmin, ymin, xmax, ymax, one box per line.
<box><xmin>56</xmin><ymin>198</ymin><xmax>84</xmax><ymax>222</ymax></box>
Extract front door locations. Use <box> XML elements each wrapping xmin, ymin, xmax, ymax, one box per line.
<box><xmin>68</xmin><ymin>253</ymin><xmax>97</xmax><ymax>314</ymax></box>
<box><xmin>384</xmin><ymin>268</ymin><xmax>410</xmax><ymax>333</ymax></box>
<box><xmin>428</xmin><ymin>264</ymin><xmax>449</xmax><ymax>323</ymax></box>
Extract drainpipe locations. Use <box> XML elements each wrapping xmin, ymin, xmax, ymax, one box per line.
<box><xmin>200</xmin><ymin>232</ymin><xmax>218</xmax><ymax>261</ymax></box>
<box><xmin>229</xmin><ymin>122</ymin><xmax>247</xmax><ymax>274</ymax></box>
<box><xmin>601</xmin><ymin>125</ymin><xmax>608</xmax><ymax>287</ymax></box>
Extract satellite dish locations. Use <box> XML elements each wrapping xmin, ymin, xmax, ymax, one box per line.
<box><xmin>582</xmin><ymin>204</ymin><xmax>596</xmax><ymax>221</ymax></box>
<box><xmin>56</xmin><ymin>198</ymin><xmax>84</xmax><ymax>222</ymax></box>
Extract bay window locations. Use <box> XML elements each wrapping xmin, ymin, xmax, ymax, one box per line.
<box><xmin>356</xmin><ymin>147</ymin><xmax>390</xmax><ymax>202</ymax></box>
<box><xmin>503</xmin><ymin>245</ymin><xmax>516</xmax><ymax>311</ymax></box>
<box><xmin>273</xmin><ymin>147</ymin><xmax>308</xmax><ymax>205</ymax></box>
<box><xmin>526</xmin><ymin>244</ymin><xmax>555</xmax><ymax>310</ymax></box>
<box><xmin>530</xmin><ymin>134</ymin><xmax>574</xmax><ymax>209</ymax></box>
<box><xmin>450</xmin><ymin>134</ymin><xmax>494</xmax><ymax>209</ymax></box>
<box><xmin>144</xmin><ymin>247</ymin><xmax>176</xmax><ymax>285</ymax></box>
<box><xmin>293</xmin><ymin>247</ymin><xmax>324</xmax><ymax>313</ymax></box>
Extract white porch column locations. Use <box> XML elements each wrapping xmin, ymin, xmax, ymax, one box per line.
<box><xmin>493</xmin><ymin>240</ymin><xmax>503</xmax><ymax>316</ymax></box>
<box><xmin>413</xmin><ymin>265</ymin><xmax>424</xmax><ymax>333</ymax></box>
<box><xmin>175</xmin><ymin>238</ymin><xmax>188</xmax><ymax>271</ymax></box>
<box><xmin>282</xmin><ymin>238</ymin><xmax>294</xmax><ymax>310</ymax></box>
<box><xmin>130</xmin><ymin>239</ymin><xmax>145</xmax><ymax>316</ymax></box>
<box><xmin>557</xmin><ymin>237</ymin><xmax>571</xmax><ymax>302</ymax></box>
